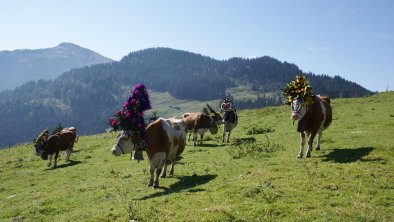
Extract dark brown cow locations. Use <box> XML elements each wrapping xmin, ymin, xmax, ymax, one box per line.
<box><xmin>111</xmin><ymin>118</ymin><xmax>186</xmax><ymax>188</ymax></box>
<box><xmin>183</xmin><ymin>112</ymin><xmax>219</xmax><ymax>146</ymax></box>
<box><xmin>40</xmin><ymin>130</ymin><xmax>77</xmax><ymax>167</ymax></box>
<box><xmin>291</xmin><ymin>95</ymin><xmax>332</xmax><ymax>158</ymax></box>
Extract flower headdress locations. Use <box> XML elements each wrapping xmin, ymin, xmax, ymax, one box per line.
<box><xmin>283</xmin><ymin>74</ymin><xmax>314</xmax><ymax>106</ymax></box>
<box><xmin>108</xmin><ymin>83</ymin><xmax>151</xmax><ymax>132</ymax></box>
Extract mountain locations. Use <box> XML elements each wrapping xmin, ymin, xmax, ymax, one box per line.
<box><xmin>0</xmin><ymin>42</ymin><xmax>113</xmax><ymax>91</ymax></box>
<box><xmin>0</xmin><ymin>47</ymin><xmax>372</xmax><ymax>148</ymax></box>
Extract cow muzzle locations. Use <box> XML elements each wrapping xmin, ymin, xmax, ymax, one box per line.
<box><xmin>291</xmin><ymin>112</ymin><xmax>300</xmax><ymax>120</ymax></box>
<box><xmin>111</xmin><ymin>147</ymin><xmax>122</xmax><ymax>156</ymax></box>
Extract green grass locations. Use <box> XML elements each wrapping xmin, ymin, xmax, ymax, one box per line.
<box><xmin>1</xmin><ymin>92</ymin><xmax>393</xmax><ymax>221</ymax></box>
<box><xmin>145</xmin><ymin>90</ymin><xmax>222</xmax><ymax>118</ymax></box>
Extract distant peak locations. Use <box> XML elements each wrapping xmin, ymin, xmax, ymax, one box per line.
<box><xmin>56</xmin><ymin>42</ymin><xmax>80</xmax><ymax>48</ymax></box>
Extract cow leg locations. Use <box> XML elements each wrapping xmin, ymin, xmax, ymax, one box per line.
<box><xmin>193</xmin><ymin>131</ymin><xmax>198</xmax><ymax>146</ymax></box>
<box><xmin>53</xmin><ymin>151</ymin><xmax>60</xmax><ymax>168</ymax></box>
<box><xmin>316</xmin><ymin>131</ymin><xmax>322</xmax><ymax>151</ymax></box>
<box><xmin>161</xmin><ymin>161</ymin><xmax>168</xmax><ymax>178</ymax></box>
<box><xmin>169</xmin><ymin>160</ymin><xmax>175</xmax><ymax>175</ymax></box>
<box><xmin>188</xmin><ymin>133</ymin><xmax>191</xmax><ymax>141</ymax></box>
<box><xmin>48</xmin><ymin>154</ymin><xmax>53</xmax><ymax>167</ymax></box>
<box><xmin>65</xmin><ymin>148</ymin><xmax>72</xmax><ymax>161</ymax></box>
<box><xmin>153</xmin><ymin>167</ymin><xmax>162</xmax><ymax>189</ymax></box>
<box><xmin>148</xmin><ymin>166</ymin><xmax>154</xmax><ymax>187</ymax></box>
<box><xmin>200</xmin><ymin>133</ymin><xmax>204</xmax><ymax>145</ymax></box>
<box><xmin>306</xmin><ymin>132</ymin><xmax>317</xmax><ymax>158</ymax></box>
<box><xmin>226</xmin><ymin>131</ymin><xmax>231</xmax><ymax>143</ymax></box>
<box><xmin>297</xmin><ymin>132</ymin><xmax>306</xmax><ymax>158</ymax></box>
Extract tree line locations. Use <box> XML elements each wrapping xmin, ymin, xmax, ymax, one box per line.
<box><xmin>0</xmin><ymin>47</ymin><xmax>372</xmax><ymax>148</ymax></box>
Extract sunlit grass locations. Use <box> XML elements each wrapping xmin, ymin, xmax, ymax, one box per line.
<box><xmin>1</xmin><ymin>92</ymin><xmax>393</xmax><ymax>221</ymax></box>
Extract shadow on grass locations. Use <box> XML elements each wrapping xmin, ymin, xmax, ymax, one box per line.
<box><xmin>187</xmin><ymin>143</ymin><xmax>225</xmax><ymax>148</ymax></box>
<box><xmin>138</xmin><ymin>174</ymin><xmax>217</xmax><ymax>200</ymax></box>
<box><xmin>198</xmin><ymin>143</ymin><xmax>226</xmax><ymax>148</ymax></box>
<box><xmin>44</xmin><ymin>160</ymin><xmax>82</xmax><ymax>170</ymax></box>
<box><xmin>321</xmin><ymin>147</ymin><xmax>375</xmax><ymax>163</ymax></box>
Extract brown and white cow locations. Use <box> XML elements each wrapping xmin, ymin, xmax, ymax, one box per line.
<box><xmin>111</xmin><ymin>118</ymin><xmax>186</xmax><ymax>189</ymax></box>
<box><xmin>40</xmin><ymin>130</ymin><xmax>77</xmax><ymax>168</ymax></box>
<box><xmin>291</xmin><ymin>95</ymin><xmax>332</xmax><ymax>158</ymax></box>
<box><xmin>182</xmin><ymin>112</ymin><xmax>219</xmax><ymax>146</ymax></box>
<box><xmin>60</xmin><ymin>127</ymin><xmax>79</xmax><ymax>152</ymax></box>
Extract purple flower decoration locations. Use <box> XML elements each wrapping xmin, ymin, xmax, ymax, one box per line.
<box><xmin>108</xmin><ymin>83</ymin><xmax>151</xmax><ymax>136</ymax></box>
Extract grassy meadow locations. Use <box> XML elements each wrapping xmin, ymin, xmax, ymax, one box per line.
<box><xmin>1</xmin><ymin>92</ymin><xmax>393</xmax><ymax>221</ymax></box>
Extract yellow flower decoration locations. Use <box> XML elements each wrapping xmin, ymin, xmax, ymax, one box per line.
<box><xmin>282</xmin><ymin>73</ymin><xmax>314</xmax><ymax>105</ymax></box>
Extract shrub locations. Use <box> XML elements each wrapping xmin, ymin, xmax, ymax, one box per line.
<box><xmin>227</xmin><ymin>135</ymin><xmax>283</xmax><ymax>159</ymax></box>
<box><xmin>246</xmin><ymin>124</ymin><xmax>274</xmax><ymax>135</ymax></box>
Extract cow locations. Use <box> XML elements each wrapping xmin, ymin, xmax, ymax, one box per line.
<box><xmin>40</xmin><ymin>130</ymin><xmax>77</xmax><ymax>168</ymax></box>
<box><xmin>60</xmin><ymin>127</ymin><xmax>79</xmax><ymax>152</ymax></box>
<box><xmin>221</xmin><ymin>109</ymin><xmax>238</xmax><ymax>143</ymax></box>
<box><xmin>182</xmin><ymin>112</ymin><xmax>219</xmax><ymax>146</ymax></box>
<box><xmin>291</xmin><ymin>95</ymin><xmax>332</xmax><ymax>158</ymax></box>
<box><xmin>111</xmin><ymin>118</ymin><xmax>186</xmax><ymax>189</ymax></box>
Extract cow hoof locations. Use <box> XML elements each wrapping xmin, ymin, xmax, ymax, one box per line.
<box><xmin>161</xmin><ymin>175</ymin><xmax>166</xmax><ymax>178</ymax></box>
<box><xmin>153</xmin><ymin>184</ymin><xmax>159</xmax><ymax>189</ymax></box>
<box><xmin>316</xmin><ymin>147</ymin><xmax>321</xmax><ymax>151</ymax></box>
<box><xmin>306</xmin><ymin>154</ymin><xmax>311</xmax><ymax>158</ymax></box>
<box><xmin>297</xmin><ymin>155</ymin><xmax>303</xmax><ymax>159</ymax></box>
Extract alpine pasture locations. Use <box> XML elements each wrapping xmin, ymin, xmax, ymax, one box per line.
<box><xmin>1</xmin><ymin>92</ymin><xmax>393</xmax><ymax>221</ymax></box>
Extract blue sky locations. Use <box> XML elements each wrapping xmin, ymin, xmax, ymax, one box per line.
<box><xmin>1</xmin><ymin>0</ymin><xmax>393</xmax><ymax>92</ymax></box>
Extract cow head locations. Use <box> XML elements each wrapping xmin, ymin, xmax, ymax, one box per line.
<box><xmin>40</xmin><ymin>142</ymin><xmax>49</xmax><ymax>160</ymax></box>
<box><xmin>291</xmin><ymin>97</ymin><xmax>307</xmax><ymax>121</ymax></box>
<box><xmin>111</xmin><ymin>131</ymin><xmax>136</xmax><ymax>156</ymax></box>
<box><xmin>34</xmin><ymin>143</ymin><xmax>43</xmax><ymax>156</ymax></box>
<box><xmin>207</xmin><ymin>114</ymin><xmax>219</xmax><ymax>134</ymax></box>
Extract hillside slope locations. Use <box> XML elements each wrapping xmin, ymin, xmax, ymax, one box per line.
<box><xmin>0</xmin><ymin>47</ymin><xmax>372</xmax><ymax>148</ymax></box>
<box><xmin>0</xmin><ymin>42</ymin><xmax>113</xmax><ymax>91</ymax></box>
<box><xmin>1</xmin><ymin>92</ymin><xmax>393</xmax><ymax>221</ymax></box>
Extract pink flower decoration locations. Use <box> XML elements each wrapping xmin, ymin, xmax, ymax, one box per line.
<box><xmin>123</xmin><ymin>101</ymin><xmax>129</xmax><ymax>108</ymax></box>
<box><xmin>115</xmin><ymin>111</ymin><xmax>121</xmax><ymax>116</ymax></box>
<box><xmin>132</xmin><ymin>118</ymin><xmax>136</xmax><ymax>123</ymax></box>
<box><xmin>126</xmin><ymin>112</ymin><xmax>131</xmax><ymax>118</ymax></box>
<box><xmin>138</xmin><ymin>123</ymin><xmax>143</xmax><ymax>128</ymax></box>
<box><xmin>131</xmin><ymin>98</ymin><xmax>137</xmax><ymax>104</ymax></box>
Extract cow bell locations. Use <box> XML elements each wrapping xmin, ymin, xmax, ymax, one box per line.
<box><xmin>132</xmin><ymin>149</ymin><xmax>144</xmax><ymax>162</ymax></box>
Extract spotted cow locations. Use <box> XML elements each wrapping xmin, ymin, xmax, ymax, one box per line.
<box><xmin>291</xmin><ymin>95</ymin><xmax>332</xmax><ymax>158</ymax></box>
<box><xmin>183</xmin><ymin>112</ymin><xmax>219</xmax><ymax>146</ymax></box>
<box><xmin>111</xmin><ymin>118</ymin><xmax>186</xmax><ymax>188</ymax></box>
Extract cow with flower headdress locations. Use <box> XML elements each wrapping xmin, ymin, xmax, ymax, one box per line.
<box><xmin>110</xmin><ymin>83</ymin><xmax>186</xmax><ymax>188</ymax></box>
<box><xmin>283</xmin><ymin>74</ymin><xmax>332</xmax><ymax>158</ymax></box>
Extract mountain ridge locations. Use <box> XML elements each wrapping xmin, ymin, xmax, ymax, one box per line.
<box><xmin>0</xmin><ymin>42</ymin><xmax>113</xmax><ymax>91</ymax></box>
<box><xmin>0</xmin><ymin>46</ymin><xmax>372</xmax><ymax>148</ymax></box>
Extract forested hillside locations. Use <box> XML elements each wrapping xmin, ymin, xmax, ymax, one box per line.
<box><xmin>0</xmin><ymin>47</ymin><xmax>372</xmax><ymax>148</ymax></box>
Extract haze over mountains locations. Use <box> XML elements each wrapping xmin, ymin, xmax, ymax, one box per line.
<box><xmin>0</xmin><ymin>42</ymin><xmax>112</xmax><ymax>91</ymax></box>
<box><xmin>0</xmin><ymin>44</ymin><xmax>372</xmax><ymax>148</ymax></box>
